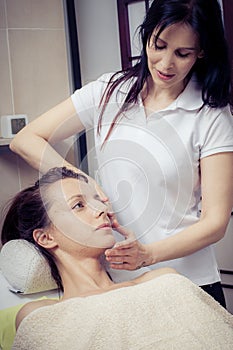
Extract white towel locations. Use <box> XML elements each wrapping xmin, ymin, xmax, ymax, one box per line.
<box><xmin>12</xmin><ymin>274</ymin><xmax>233</xmax><ymax>349</ymax></box>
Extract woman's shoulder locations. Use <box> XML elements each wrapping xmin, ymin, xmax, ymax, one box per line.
<box><xmin>97</xmin><ymin>71</ymin><xmax>122</xmax><ymax>82</ymax></box>
<box><xmin>96</xmin><ymin>70</ymin><xmax>135</xmax><ymax>91</ymax></box>
<box><xmin>16</xmin><ymin>298</ymin><xmax>58</xmax><ymax>330</ymax></box>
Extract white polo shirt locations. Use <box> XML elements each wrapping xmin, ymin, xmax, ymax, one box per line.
<box><xmin>71</xmin><ymin>73</ymin><xmax>233</xmax><ymax>285</ymax></box>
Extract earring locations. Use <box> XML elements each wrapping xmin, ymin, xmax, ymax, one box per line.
<box><xmin>198</xmin><ymin>50</ymin><xmax>204</xmax><ymax>59</ymax></box>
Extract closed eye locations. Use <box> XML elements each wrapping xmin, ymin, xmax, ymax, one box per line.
<box><xmin>149</xmin><ymin>36</ymin><xmax>166</xmax><ymax>50</ymax></box>
<box><xmin>152</xmin><ymin>36</ymin><xmax>166</xmax><ymax>50</ymax></box>
<box><xmin>154</xmin><ymin>44</ymin><xmax>191</xmax><ymax>58</ymax></box>
<box><xmin>176</xmin><ymin>50</ymin><xmax>191</xmax><ymax>58</ymax></box>
<box><xmin>155</xmin><ymin>43</ymin><xmax>166</xmax><ymax>50</ymax></box>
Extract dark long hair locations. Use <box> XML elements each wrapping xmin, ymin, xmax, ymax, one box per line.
<box><xmin>1</xmin><ymin>167</ymin><xmax>88</xmax><ymax>292</ymax></box>
<box><xmin>98</xmin><ymin>0</ymin><xmax>231</xmax><ymax>143</ymax></box>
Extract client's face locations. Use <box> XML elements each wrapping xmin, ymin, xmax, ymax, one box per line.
<box><xmin>45</xmin><ymin>178</ymin><xmax>116</xmax><ymax>249</ymax></box>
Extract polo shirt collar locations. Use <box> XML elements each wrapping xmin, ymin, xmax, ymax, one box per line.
<box><xmin>119</xmin><ymin>74</ymin><xmax>203</xmax><ymax>112</ymax></box>
<box><xmin>173</xmin><ymin>76</ymin><xmax>203</xmax><ymax>111</ymax></box>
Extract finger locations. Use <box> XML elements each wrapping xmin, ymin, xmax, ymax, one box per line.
<box><xmin>106</xmin><ymin>255</ymin><xmax>131</xmax><ymax>264</ymax></box>
<box><xmin>113</xmin><ymin>224</ymin><xmax>136</xmax><ymax>242</ymax></box>
<box><xmin>105</xmin><ymin>246</ymin><xmax>133</xmax><ymax>256</ymax></box>
<box><xmin>113</xmin><ymin>238</ymin><xmax>136</xmax><ymax>249</ymax></box>
<box><xmin>109</xmin><ymin>262</ymin><xmax>133</xmax><ymax>270</ymax></box>
<box><xmin>105</xmin><ymin>248</ymin><xmax>131</xmax><ymax>259</ymax></box>
<box><xmin>107</xmin><ymin>214</ymin><xmax>135</xmax><ymax>241</ymax></box>
<box><xmin>107</xmin><ymin>212</ymin><xmax>118</xmax><ymax>228</ymax></box>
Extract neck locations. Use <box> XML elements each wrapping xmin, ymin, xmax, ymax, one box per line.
<box><xmin>56</xmin><ymin>253</ymin><xmax>114</xmax><ymax>299</ymax></box>
<box><xmin>142</xmin><ymin>76</ymin><xmax>187</xmax><ymax>113</ymax></box>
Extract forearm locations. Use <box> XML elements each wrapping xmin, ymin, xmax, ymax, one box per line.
<box><xmin>147</xmin><ymin>215</ymin><xmax>230</xmax><ymax>265</ymax></box>
<box><xmin>10</xmin><ymin>128</ymin><xmax>107</xmax><ymax>202</ymax></box>
<box><xmin>105</xmin><ymin>211</ymin><xmax>231</xmax><ymax>271</ymax></box>
<box><xmin>149</xmin><ymin>153</ymin><xmax>233</xmax><ymax>265</ymax></box>
<box><xmin>10</xmin><ymin>134</ymin><xmax>80</xmax><ymax>174</ymax></box>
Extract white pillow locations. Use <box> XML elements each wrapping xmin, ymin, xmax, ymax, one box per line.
<box><xmin>0</xmin><ymin>240</ymin><xmax>57</xmax><ymax>294</ymax></box>
<box><xmin>0</xmin><ymin>271</ymin><xmax>59</xmax><ymax>310</ymax></box>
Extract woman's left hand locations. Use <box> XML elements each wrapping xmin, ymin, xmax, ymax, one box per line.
<box><xmin>105</xmin><ymin>215</ymin><xmax>150</xmax><ymax>270</ymax></box>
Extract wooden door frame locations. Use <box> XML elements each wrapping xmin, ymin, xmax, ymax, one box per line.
<box><xmin>117</xmin><ymin>0</ymin><xmax>150</xmax><ymax>69</ymax></box>
<box><xmin>222</xmin><ymin>0</ymin><xmax>233</xmax><ymax>104</ymax></box>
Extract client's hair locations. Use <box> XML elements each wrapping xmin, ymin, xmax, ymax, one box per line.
<box><xmin>1</xmin><ymin>167</ymin><xmax>88</xmax><ymax>292</ymax></box>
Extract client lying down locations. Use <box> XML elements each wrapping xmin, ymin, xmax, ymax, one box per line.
<box><xmin>1</xmin><ymin>167</ymin><xmax>233</xmax><ymax>349</ymax></box>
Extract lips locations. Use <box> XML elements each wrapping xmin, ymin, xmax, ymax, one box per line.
<box><xmin>95</xmin><ymin>223</ymin><xmax>112</xmax><ymax>231</ymax></box>
<box><xmin>157</xmin><ymin>70</ymin><xmax>175</xmax><ymax>80</ymax></box>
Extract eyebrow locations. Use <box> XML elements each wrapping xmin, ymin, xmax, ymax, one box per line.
<box><xmin>67</xmin><ymin>193</ymin><xmax>101</xmax><ymax>203</ymax></box>
<box><xmin>177</xmin><ymin>47</ymin><xmax>197</xmax><ymax>51</ymax></box>
<box><xmin>67</xmin><ymin>194</ymin><xmax>84</xmax><ymax>203</ymax></box>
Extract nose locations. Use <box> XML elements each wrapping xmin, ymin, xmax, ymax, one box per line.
<box><xmin>90</xmin><ymin>199</ymin><xmax>108</xmax><ymax>218</ymax></box>
<box><xmin>160</xmin><ymin>51</ymin><xmax>174</xmax><ymax>70</ymax></box>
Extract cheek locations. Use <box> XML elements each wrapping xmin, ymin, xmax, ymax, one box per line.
<box><xmin>147</xmin><ymin>49</ymin><xmax>158</xmax><ymax>63</ymax></box>
<box><xmin>179</xmin><ymin>57</ymin><xmax>198</xmax><ymax>73</ymax></box>
<box><xmin>147</xmin><ymin>52</ymin><xmax>162</xmax><ymax>71</ymax></box>
<box><xmin>49</xmin><ymin>208</ymin><xmax>93</xmax><ymax>243</ymax></box>
<box><xmin>146</xmin><ymin>45</ymin><xmax>155</xmax><ymax>58</ymax></box>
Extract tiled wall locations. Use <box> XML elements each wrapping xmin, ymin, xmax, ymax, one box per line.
<box><xmin>0</xmin><ymin>0</ymin><xmax>74</xmax><ymax>236</ymax></box>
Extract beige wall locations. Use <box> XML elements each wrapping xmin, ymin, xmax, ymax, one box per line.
<box><xmin>0</xmin><ymin>0</ymin><xmax>73</xmax><ymax>236</ymax></box>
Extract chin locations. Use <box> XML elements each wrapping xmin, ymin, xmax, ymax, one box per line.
<box><xmin>104</xmin><ymin>237</ymin><xmax>116</xmax><ymax>249</ymax></box>
<box><xmin>86</xmin><ymin>237</ymin><xmax>116</xmax><ymax>250</ymax></box>
<box><xmin>99</xmin><ymin>230</ymin><xmax>116</xmax><ymax>249</ymax></box>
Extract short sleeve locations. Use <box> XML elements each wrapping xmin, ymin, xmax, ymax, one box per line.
<box><xmin>0</xmin><ymin>304</ymin><xmax>23</xmax><ymax>350</ymax></box>
<box><xmin>71</xmin><ymin>73</ymin><xmax>113</xmax><ymax>130</ymax></box>
<box><xmin>199</xmin><ymin>105</ymin><xmax>233</xmax><ymax>159</ymax></box>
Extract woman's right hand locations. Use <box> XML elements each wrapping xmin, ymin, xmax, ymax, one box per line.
<box><xmin>105</xmin><ymin>214</ymin><xmax>152</xmax><ymax>270</ymax></box>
